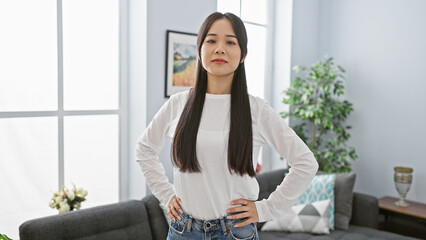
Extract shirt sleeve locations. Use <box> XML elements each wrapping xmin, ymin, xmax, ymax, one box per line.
<box><xmin>254</xmin><ymin>99</ymin><xmax>319</xmax><ymax>222</ymax></box>
<box><xmin>135</xmin><ymin>95</ymin><xmax>177</xmax><ymax>208</ymax></box>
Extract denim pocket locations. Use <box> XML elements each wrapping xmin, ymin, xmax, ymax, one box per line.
<box><xmin>228</xmin><ymin>221</ymin><xmax>256</xmax><ymax>240</ymax></box>
<box><xmin>169</xmin><ymin>216</ymin><xmax>186</xmax><ymax>235</ymax></box>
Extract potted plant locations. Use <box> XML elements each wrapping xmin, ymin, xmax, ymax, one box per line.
<box><xmin>281</xmin><ymin>56</ymin><xmax>358</xmax><ymax>173</ymax></box>
<box><xmin>0</xmin><ymin>234</ymin><xmax>13</xmax><ymax>240</ymax></box>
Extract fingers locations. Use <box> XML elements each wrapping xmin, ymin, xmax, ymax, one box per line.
<box><xmin>168</xmin><ymin>206</ymin><xmax>180</xmax><ymax>221</ymax></box>
<box><xmin>227</xmin><ymin>199</ymin><xmax>259</xmax><ymax>224</ymax></box>
<box><xmin>230</xmin><ymin>198</ymin><xmax>250</xmax><ymax>206</ymax></box>
<box><xmin>175</xmin><ymin>197</ymin><xmax>184</xmax><ymax>213</ymax></box>
<box><xmin>234</xmin><ymin>219</ymin><xmax>252</xmax><ymax>228</ymax></box>
<box><xmin>227</xmin><ymin>205</ymin><xmax>250</xmax><ymax>212</ymax></box>
<box><xmin>167</xmin><ymin>196</ymin><xmax>184</xmax><ymax>221</ymax></box>
<box><xmin>227</xmin><ymin>211</ymin><xmax>251</xmax><ymax>220</ymax></box>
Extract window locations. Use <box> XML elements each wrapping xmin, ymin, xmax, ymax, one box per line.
<box><xmin>0</xmin><ymin>0</ymin><xmax>125</xmax><ymax>238</ymax></box>
<box><xmin>218</xmin><ymin>0</ymin><xmax>272</xmax><ymax>168</ymax></box>
<box><xmin>217</xmin><ymin>0</ymin><xmax>269</xmax><ymax>99</ymax></box>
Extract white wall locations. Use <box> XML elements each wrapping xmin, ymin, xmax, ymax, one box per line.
<box><xmin>288</xmin><ymin>0</ymin><xmax>426</xmax><ymax>202</ymax></box>
<box><xmin>266</xmin><ymin>0</ymin><xmax>295</xmax><ymax>171</ymax></box>
<box><xmin>128</xmin><ymin>0</ymin><xmax>148</xmax><ymax>200</ymax></box>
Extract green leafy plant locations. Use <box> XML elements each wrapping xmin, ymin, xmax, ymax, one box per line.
<box><xmin>281</xmin><ymin>56</ymin><xmax>358</xmax><ymax>172</ymax></box>
<box><xmin>0</xmin><ymin>234</ymin><xmax>13</xmax><ymax>240</ymax></box>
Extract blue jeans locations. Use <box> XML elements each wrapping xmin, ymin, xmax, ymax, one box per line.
<box><xmin>166</xmin><ymin>209</ymin><xmax>259</xmax><ymax>240</ymax></box>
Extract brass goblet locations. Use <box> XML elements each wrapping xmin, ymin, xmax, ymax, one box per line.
<box><xmin>394</xmin><ymin>167</ymin><xmax>413</xmax><ymax>207</ymax></box>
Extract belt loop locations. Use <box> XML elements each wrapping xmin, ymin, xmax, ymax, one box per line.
<box><xmin>220</xmin><ymin>216</ymin><xmax>227</xmax><ymax>235</ymax></box>
<box><xmin>186</xmin><ymin>215</ymin><xmax>193</xmax><ymax>232</ymax></box>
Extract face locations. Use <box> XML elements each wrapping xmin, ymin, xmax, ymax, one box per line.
<box><xmin>200</xmin><ymin>18</ymin><xmax>244</xmax><ymax>79</ymax></box>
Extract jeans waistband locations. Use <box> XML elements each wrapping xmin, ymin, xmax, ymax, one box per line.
<box><xmin>176</xmin><ymin>209</ymin><xmax>245</xmax><ymax>233</ymax></box>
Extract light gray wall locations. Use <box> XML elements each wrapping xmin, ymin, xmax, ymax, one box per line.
<box><xmin>144</xmin><ymin>0</ymin><xmax>217</xmax><ymax>195</ymax></box>
<box><xmin>291</xmin><ymin>0</ymin><xmax>321</xmax><ymax>68</ymax></box>
<box><xmin>289</xmin><ymin>0</ymin><xmax>426</xmax><ymax>202</ymax></box>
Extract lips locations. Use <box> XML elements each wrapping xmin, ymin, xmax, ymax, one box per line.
<box><xmin>212</xmin><ymin>58</ymin><xmax>227</xmax><ymax>64</ymax></box>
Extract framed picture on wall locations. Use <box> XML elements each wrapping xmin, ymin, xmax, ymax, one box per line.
<box><xmin>165</xmin><ymin>30</ymin><xmax>198</xmax><ymax>98</ymax></box>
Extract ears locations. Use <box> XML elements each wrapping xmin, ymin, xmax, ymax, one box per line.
<box><xmin>240</xmin><ymin>55</ymin><xmax>246</xmax><ymax>64</ymax></box>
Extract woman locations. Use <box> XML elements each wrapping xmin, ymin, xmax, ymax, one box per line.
<box><xmin>136</xmin><ymin>12</ymin><xmax>318</xmax><ymax>240</ymax></box>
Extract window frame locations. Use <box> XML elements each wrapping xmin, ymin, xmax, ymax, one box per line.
<box><xmin>0</xmin><ymin>0</ymin><xmax>128</xmax><ymax>201</ymax></box>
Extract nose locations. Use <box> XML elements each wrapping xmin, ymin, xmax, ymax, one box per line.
<box><xmin>215</xmin><ymin>48</ymin><xmax>225</xmax><ymax>54</ymax></box>
<box><xmin>215</xmin><ymin>43</ymin><xmax>225</xmax><ymax>54</ymax></box>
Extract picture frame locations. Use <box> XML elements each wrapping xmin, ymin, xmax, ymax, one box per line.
<box><xmin>165</xmin><ymin>30</ymin><xmax>198</xmax><ymax>98</ymax></box>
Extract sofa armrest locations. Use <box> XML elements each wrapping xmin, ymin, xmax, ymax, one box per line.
<box><xmin>350</xmin><ymin>192</ymin><xmax>379</xmax><ymax>229</ymax></box>
<box><xmin>19</xmin><ymin>200</ymin><xmax>152</xmax><ymax>240</ymax></box>
<box><xmin>142</xmin><ymin>194</ymin><xmax>170</xmax><ymax>240</ymax></box>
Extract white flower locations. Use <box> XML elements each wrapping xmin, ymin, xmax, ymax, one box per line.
<box><xmin>50</xmin><ymin>184</ymin><xmax>87</xmax><ymax>212</ymax></box>
<box><xmin>59</xmin><ymin>204</ymin><xmax>70</xmax><ymax>213</ymax></box>
<box><xmin>66</xmin><ymin>190</ymin><xmax>75</xmax><ymax>200</ymax></box>
<box><xmin>80</xmin><ymin>189</ymin><xmax>88</xmax><ymax>198</ymax></box>
<box><xmin>55</xmin><ymin>196</ymin><xmax>63</xmax><ymax>203</ymax></box>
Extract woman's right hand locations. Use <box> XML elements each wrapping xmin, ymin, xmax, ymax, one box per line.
<box><xmin>167</xmin><ymin>195</ymin><xmax>183</xmax><ymax>221</ymax></box>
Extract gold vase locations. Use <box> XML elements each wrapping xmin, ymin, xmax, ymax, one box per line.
<box><xmin>394</xmin><ymin>166</ymin><xmax>413</xmax><ymax>207</ymax></box>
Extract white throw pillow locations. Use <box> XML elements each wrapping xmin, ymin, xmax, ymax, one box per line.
<box><xmin>261</xmin><ymin>199</ymin><xmax>331</xmax><ymax>234</ymax></box>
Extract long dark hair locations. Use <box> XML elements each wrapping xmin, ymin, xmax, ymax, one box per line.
<box><xmin>171</xmin><ymin>12</ymin><xmax>255</xmax><ymax>177</ymax></box>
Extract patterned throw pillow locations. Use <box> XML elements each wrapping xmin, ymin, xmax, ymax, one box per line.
<box><xmin>286</xmin><ymin>173</ymin><xmax>336</xmax><ymax>230</ymax></box>
<box><xmin>317</xmin><ymin>171</ymin><xmax>356</xmax><ymax>230</ymax></box>
<box><xmin>261</xmin><ymin>199</ymin><xmax>331</xmax><ymax>234</ymax></box>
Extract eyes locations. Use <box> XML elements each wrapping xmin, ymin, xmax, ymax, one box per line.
<box><xmin>205</xmin><ymin>39</ymin><xmax>237</xmax><ymax>45</ymax></box>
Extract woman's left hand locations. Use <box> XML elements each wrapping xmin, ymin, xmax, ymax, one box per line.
<box><xmin>226</xmin><ymin>199</ymin><xmax>259</xmax><ymax>227</ymax></box>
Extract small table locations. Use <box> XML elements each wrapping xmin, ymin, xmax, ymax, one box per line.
<box><xmin>378</xmin><ymin>196</ymin><xmax>426</xmax><ymax>239</ymax></box>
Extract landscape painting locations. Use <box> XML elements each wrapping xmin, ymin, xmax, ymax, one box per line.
<box><xmin>165</xmin><ymin>30</ymin><xmax>197</xmax><ymax>97</ymax></box>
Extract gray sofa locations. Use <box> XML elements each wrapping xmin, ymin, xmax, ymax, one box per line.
<box><xmin>19</xmin><ymin>168</ymin><xmax>419</xmax><ymax>240</ymax></box>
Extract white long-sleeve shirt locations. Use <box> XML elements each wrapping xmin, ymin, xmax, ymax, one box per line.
<box><xmin>135</xmin><ymin>90</ymin><xmax>318</xmax><ymax>222</ymax></box>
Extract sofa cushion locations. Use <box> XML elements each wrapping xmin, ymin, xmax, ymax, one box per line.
<box><xmin>334</xmin><ymin>172</ymin><xmax>356</xmax><ymax>230</ymax></box>
<box><xmin>19</xmin><ymin>200</ymin><xmax>151</xmax><ymax>240</ymax></box>
<box><xmin>350</xmin><ymin>192</ymin><xmax>379</xmax><ymax>229</ymax></box>
<box><xmin>258</xmin><ymin>168</ymin><xmax>356</xmax><ymax>231</ymax></box>
<box><xmin>317</xmin><ymin>171</ymin><xmax>356</xmax><ymax>230</ymax></box>
<box><xmin>258</xmin><ymin>225</ymin><xmax>420</xmax><ymax>240</ymax></box>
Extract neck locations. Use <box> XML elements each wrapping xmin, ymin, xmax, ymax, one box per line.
<box><xmin>206</xmin><ymin>73</ymin><xmax>233</xmax><ymax>94</ymax></box>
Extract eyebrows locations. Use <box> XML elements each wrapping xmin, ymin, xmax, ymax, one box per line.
<box><xmin>206</xmin><ymin>33</ymin><xmax>237</xmax><ymax>39</ymax></box>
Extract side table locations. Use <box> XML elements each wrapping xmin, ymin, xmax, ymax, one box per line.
<box><xmin>378</xmin><ymin>196</ymin><xmax>426</xmax><ymax>239</ymax></box>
